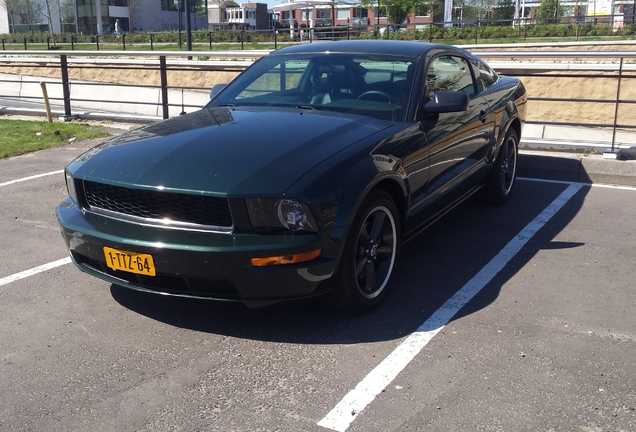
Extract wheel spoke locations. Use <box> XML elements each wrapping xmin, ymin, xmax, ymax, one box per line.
<box><xmin>355</xmin><ymin>254</ymin><xmax>367</xmax><ymax>279</ymax></box>
<box><xmin>358</xmin><ymin>225</ymin><xmax>370</xmax><ymax>246</ymax></box>
<box><xmin>364</xmin><ymin>261</ymin><xmax>376</xmax><ymax>294</ymax></box>
<box><xmin>368</xmin><ymin>211</ymin><xmax>386</xmax><ymax>243</ymax></box>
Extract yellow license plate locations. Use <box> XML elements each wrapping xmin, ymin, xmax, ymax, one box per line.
<box><xmin>104</xmin><ymin>247</ymin><xmax>156</xmax><ymax>276</ymax></box>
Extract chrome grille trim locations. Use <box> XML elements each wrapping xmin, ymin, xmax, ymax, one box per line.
<box><xmin>84</xmin><ymin>207</ymin><xmax>234</xmax><ymax>233</ymax></box>
<box><xmin>81</xmin><ymin>180</ymin><xmax>233</xmax><ymax>233</ymax></box>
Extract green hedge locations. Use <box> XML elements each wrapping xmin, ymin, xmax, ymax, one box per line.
<box><xmin>1</xmin><ymin>23</ymin><xmax>634</xmax><ymax>49</ymax></box>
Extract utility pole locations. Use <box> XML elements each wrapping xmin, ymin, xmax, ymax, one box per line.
<box><xmin>183</xmin><ymin>0</ymin><xmax>192</xmax><ymax>51</ymax></box>
<box><xmin>184</xmin><ymin>0</ymin><xmax>193</xmax><ymax>58</ymax></box>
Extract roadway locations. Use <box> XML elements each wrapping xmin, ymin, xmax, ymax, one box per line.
<box><xmin>0</xmin><ymin>137</ymin><xmax>635</xmax><ymax>431</ymax></box>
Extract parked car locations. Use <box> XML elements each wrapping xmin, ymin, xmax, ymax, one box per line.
<box><xmin>352</xmin><ymin>17</ymin><xmax>370</xmax><ymax>26</ymax></box>
<box><xmin>57</xmin><ymin>40</ymin><xmax>526</xmax><ymax>313</ymax></box>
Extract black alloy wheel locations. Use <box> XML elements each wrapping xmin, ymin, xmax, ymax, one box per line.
<box><xmin>484</xmin><ymin>128</ymin><xmax>519</xmax><ymax>205</ymax></box>
<box><xmin>325</xmin><ymin>189</ymin><xmax>400</xmax><ymax>313</ymax></box>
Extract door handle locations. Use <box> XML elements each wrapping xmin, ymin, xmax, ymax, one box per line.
<box><xmin>479</xmin><ymin>110</ymin><xmax>488</xmax><ymax>123</ymax></box>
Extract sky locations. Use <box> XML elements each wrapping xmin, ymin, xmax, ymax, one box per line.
<box><xmin>266</xmin><ymin>0</ymin><xmax>294</xmax><ymax>9</ymax></box>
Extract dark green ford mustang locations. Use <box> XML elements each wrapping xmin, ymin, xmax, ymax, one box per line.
<box><xmin>57</xmin><ymin>40</ymin><xmax>527</xmax><ymax>313</ymax></box>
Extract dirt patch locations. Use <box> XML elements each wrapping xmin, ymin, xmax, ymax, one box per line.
<box><xmin>2</xmin><ymin>44</ymin><xmax>635</xmax><ymax>126</ymax></box>
<box><xmin>0</xmin><ymin>63</ymin><xmax>238</xmax><ymax>90</ymax></box>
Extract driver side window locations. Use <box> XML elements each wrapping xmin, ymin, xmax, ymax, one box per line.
<box><xmin>426</xmin><ymin>55</ymin><xmax>476</xmax><ymax>99</ymax></box>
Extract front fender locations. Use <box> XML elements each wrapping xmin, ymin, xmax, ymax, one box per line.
<box><xmin>285</xmin><ymin>132</ymin><xmax>409</xmax><ymax>263</ymax></box>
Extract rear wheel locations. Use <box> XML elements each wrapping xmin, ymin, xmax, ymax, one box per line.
<box><xmin>483</xmin><ymin>128</ymin><xmax>518</xmax><ymax>205</ymax></box>
<box><xmin>324</xmin><ymin>190</ymin><xmax>400</xmax><ymax>313</ymax></box>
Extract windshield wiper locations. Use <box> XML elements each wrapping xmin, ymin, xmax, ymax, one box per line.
<box><xmin>287</xmin><ymin>105</ymin><xmax>325</xmax><ymax>111</ymax></box>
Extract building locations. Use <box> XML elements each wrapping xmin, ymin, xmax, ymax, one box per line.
<box><xmin>1</xmin><ymin>0</ymin><xmax>207</xmax><ymax>35</ymax></box>
<box><xmin>208</xmin><ymin>1</ymin><xmax>274</xmax><ymax>30</ymax></box>
<box><xmin>274</xmin><ymin>2</ymin><xmax>435</xmax><ymax>30</ymax></box>
<box><xmin>1</xmin><ymin>0</ymin><xmax>634</xmax><ymax>35</ymax></box>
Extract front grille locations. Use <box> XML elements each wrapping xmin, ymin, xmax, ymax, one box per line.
<box><xmin>82</xmin><ymin>180</ymin><xmax>232</xmax><ymax>229</ymax></box>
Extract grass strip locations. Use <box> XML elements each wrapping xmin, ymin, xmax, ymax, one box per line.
<box><xmin>0</xmin><ymin>119</ymin><xmax>111</xmax><ymax>159</ymax></box>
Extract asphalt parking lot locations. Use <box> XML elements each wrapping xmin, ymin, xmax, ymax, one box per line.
<box><xmin>1</xmin><ymin>139</ymin><xmax>635</xmax><ymax>431</ymax></box>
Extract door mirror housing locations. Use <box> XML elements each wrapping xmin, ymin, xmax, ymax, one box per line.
<box><xmin>424</xmin><ymin>91</ymin><xmax>469</xmax><ymax>114</ymax></box>
<box><xmin>210</xmin><ymin>84</ymin><xmax>227</xmax><ymax>100</ymax></box>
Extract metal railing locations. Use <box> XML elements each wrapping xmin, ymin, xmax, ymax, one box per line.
<box><xmin>1</xmin><ymin>15</ymin><xmax>635</xmax><ymax>51</ymax></box>
<box><xmin>0</xmin><ymin>48</ymin><xmax>635</xmax><ymax>151</ymax></box>
<box><xmin>0</xmin><ymin>50</ymin><xmax>264</xmax><ymax>121</ymax></box>
<box><xmin>476</xmin><ymin>49</ymin><xmax>636</xmax><ymax>151</ymax></box>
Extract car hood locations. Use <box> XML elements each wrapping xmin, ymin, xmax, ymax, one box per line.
<box><xmin>70</xmin><ymin>106</ymin><xmax>390</xmax><ymax>196</ymax></box>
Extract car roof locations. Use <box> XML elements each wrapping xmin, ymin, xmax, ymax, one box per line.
<box><xmin>269</xmin><ymin>40</ymin><xmax>454</xmax><ymax>58</ymax></box>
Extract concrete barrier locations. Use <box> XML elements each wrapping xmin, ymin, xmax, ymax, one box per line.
<box><xmin>0</xmin><ymin>72</ymin><xmax>210</xmax><ymax>118</ymax></box>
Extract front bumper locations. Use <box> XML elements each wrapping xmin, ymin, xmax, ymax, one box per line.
<box><xmin>56</xmin><ymin>198</ymin><xmax>342</xmax><ymax>305</ymax></box>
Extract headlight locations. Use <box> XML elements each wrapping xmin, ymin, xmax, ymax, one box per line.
<box><xmin>65</xmin><ymin>169</ymin><xmax>78</xmax><ymax>203</ymax></box>
<box><xmin>246</xmin><ymin>198</ymin><xmax>318</xmax><ymax>233</ymax></box>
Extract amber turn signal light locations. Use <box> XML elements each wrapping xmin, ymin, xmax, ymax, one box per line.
<box><xmin>251</xmin><ymin>249</ymin><xmax>321</xmax><ymax>267</ymax></box>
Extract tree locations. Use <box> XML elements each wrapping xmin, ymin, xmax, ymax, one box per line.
<box><xmin>361</xmin><ymin>0</ymin><xmax>443</xmax><ymax>26</ymax></box>
<box><xmin>537</xmin><ymin>0</ymin><xmax>565</xmax><ymax>23</ymax></box>
<box><xmin>59</xmin><ymin>0</ymin><xmax>76</xmax><ymax>33</ymax></box>
<box><xmin>492</xmin><ymin>0</ymin><xmax>515</xmax><ymax>25</ymax></box>
<box><xmin>123</xmin><ymin>0</ymin><xmax>141</xmax><ymax>31</ymax></box>
<box><xmin>0</xmin><ymin>0</ymin><xmax>23</xmax><ymax>33</ymax></box>
<box><xmin>41</xmin><ymin>0</ymin><xmax>60</xmax><ymax>34</ymax></box>
<box><xmin>194</xmin><ymin>0</ymin><xmax>208</xmax><ymax>30</ymax></box>
<box><xmin>386</xmin><ymin>0</ymin><xmax>415</xmax><ymax>24</ymax></box>
<box><xmin>0</xmin><ymin>0</ymin><xmax>44</xmax><ymax>33</ymax></box>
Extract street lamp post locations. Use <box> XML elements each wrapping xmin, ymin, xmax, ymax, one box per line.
<box><xmin>184</xmin><ymin>0</ymin><xmax>192</xmax><ymax>53</ymax></box>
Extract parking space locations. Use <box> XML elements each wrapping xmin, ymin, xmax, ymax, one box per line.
<box><xmin>1</xmin><ymin>143</ymin><xmax>635</xmax><ymax>431</ymax></box>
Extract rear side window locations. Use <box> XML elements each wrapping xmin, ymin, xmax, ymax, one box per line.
<box><xmin>471</xmin><ymin>58</ymin><xmax>499</xmax><ymax>93</ymax></box>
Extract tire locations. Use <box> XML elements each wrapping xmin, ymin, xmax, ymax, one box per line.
<box><xmin>323</xmin><ymin>190</ymin><xmax>400</xmax><ymax>313</ymax></box>
<box><xmin>483</xmin><ymin>128</ymin><xmax>518</xmax><ymax>205</ymax></box>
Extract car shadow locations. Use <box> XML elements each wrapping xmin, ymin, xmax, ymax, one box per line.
<box><xmin>111</xmin><ymin>176</ymin><xmax>588</xmax><ymax>345</ymax></box>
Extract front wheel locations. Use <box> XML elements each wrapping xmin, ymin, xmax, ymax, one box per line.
<box><xmin>483</xmin><ymin>128</ymin><xmax>518</xmax><ymax>205</ymax></box>
<box><xmin>324</xmin><ymin>190</ymin><xmax>400</xmax><ymax>313</ymax></box>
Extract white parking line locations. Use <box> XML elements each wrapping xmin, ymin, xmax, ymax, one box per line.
<box><xmin>0</xmin><ymin>170</ymin><xmax>63</xmax><ymax>187</ymax></box>
<box><xmin>0</xmin><ymin>257</ymin><xmax>71</xmax><ymax>287</ymax></box>
<box><xmin>519</xmin><ymin>176</ymin><xmax>636</xmax><ymax>191</ymax></box>
<box><xmin>318</xmin><ymin>182</ymin><xmax>584</xmax><ymax>432</ymax></box>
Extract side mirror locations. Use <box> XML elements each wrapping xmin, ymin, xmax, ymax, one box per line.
<box><xmin>424</xmin><ymin>91</ymin><xmax>469</xmax><ymax>114</ymax></box>
<box><xmin>210</xmin><ymin>84</ymin><xmax>227</xmax><ymax>100</ymax></box>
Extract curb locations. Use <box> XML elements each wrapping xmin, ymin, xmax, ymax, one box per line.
<box><xmin>0</xmin><ymin>105</ymin><xmax>160</xmax><ymax>124</ymax></box>
<box><xmin>518</xmin><ymin>150</ymin><xmax>636</xmax><ymax>187</ymax></box>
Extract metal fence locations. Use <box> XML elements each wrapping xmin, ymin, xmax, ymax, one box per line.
<box><xmin>0</xmin><ymin>48</ymin><xmax>635</xmax><ymax>151</ymax></box>
<box><xmin>1</xmin><ymin>15</ymin><xmax>636</xmax><ymax>51</ymax></box>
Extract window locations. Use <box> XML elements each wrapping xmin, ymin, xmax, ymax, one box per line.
<box><xmin>336</xmin><ymin>9</ymin><xmax>349</xmax><ymax>20</ymax></box>
<box><xmin>161</xmin><ymin>0</ymin><xmax>204</xmax><ymax>11</ymax></box>
<box><xmin>161</xmin><ymin>0</ymin><xmax>179</xmax><ymax>11</ymax></box>
<box><xmin>426</xmin><ymin>55</ymin><xmax>476</xmax><ymax>98</ymax></box>
<box><xmin>235</xmin><ymin>60</ymin><xmax>310</xmax><ymax>100</ymax></box>
<box><xmin>353</xmin><ymin>8</ymin><xmax>368</xmax><ymax>18</ymax></box>
<box><xmin>316</xmin><ymin>9</ymin><xmax>330</xmax><ymax>19</ymax></box>
<box><xmin>415</xmin><ymin>6</ymin><xmax>430</xmax><ymax>17</ymax></box>
<box><xmin>471</xmin><ymin>58</ymin><xmax>499</xmax><ymax>92</ymax></box>
<box><xmin>210</xmin><ymin>54</ymin><xmax>414</xmax><ymax>122</ymax></box>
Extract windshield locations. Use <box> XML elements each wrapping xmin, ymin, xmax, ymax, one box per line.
<box><xmin>207</xmin><ymin>53</ymin><xmax>416</xmax><ymax>122</ymax></box>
